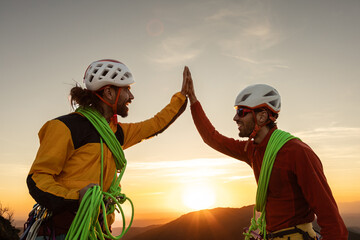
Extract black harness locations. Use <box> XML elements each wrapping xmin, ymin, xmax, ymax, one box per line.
<box><xmin>266</xmin><ymin>226</ymin><xmax>317</xmax><ymax>240</ymax></box>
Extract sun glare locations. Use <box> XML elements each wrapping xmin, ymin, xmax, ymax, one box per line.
<box><xmin>182</xmin><ymin>184</ymin><xmax>216</xmax><ymax>210</ymax></box>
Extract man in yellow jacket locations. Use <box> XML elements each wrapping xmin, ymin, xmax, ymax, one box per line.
<box><xmin>26</xmin><ymin>59</ymin><xmax>188</xmax><ymax>239</ymax></box>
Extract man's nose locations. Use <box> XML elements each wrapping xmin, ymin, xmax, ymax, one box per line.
<box><xmin>233</xmin><ymin>113</ymin><xmax>239</xmax><ymax>122</ymax></box>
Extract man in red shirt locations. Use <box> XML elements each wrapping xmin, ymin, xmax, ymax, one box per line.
<box><xmin>182</xmin><ymin>67</ymin><xmax>347</xmax><ymax>240</ymax></box>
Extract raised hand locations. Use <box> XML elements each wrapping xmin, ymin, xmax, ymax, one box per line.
<box><xmin>181</xmin><ymin>66</ymin><xmax>198</xmax><ymax>104</ymax></box>
<box><xmin>181</xmin><ymin>66</ymin><xmax>189</xmax><ymax>96</ymax></box>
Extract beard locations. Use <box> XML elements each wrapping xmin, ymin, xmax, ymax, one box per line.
<box><xmin>117</xmin><ymin>104</ymin><xmax>129</xmax><ymax>117</ymax></box>
<box><xmin>238</xmin><ymin>119</ymin><xmax>255</xmax><ymax>138</ymax></box>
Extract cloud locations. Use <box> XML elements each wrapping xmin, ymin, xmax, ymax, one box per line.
<box><xmin>205</xmin><ymin>9</ymin><xmax>239</xmax><ymax>21</ymax></box>
<box><xmin>219</xmin><ymin>22</ymin><xmax>281</xmax><ymax>53</ymax></box>
<box><xmin>0</xmin><ymin>163</ymin><xmax>29</xmax><ymax>177</ymax></box>
<box><xmin>164</xmin><ymin>168</ymin><xmax>228</xmax><ymax>178</ymax></box>
<box><xmin>294</xmin><ymin>127</ymin><xmax>360</xmax><ymax>140</ymax></box>
<box><xmin>244</xmin><ymin>23</ymin><xmax>271</xmax><ymax>38</ymax></box>
<box><xmin>294</xmin><ymin>127</ymin><xmax>360</xmax><ymax>163</ymax></box>
<box><xmin>202</xmin><ymin>6</ymin><xmax>286</xmax><ymax>77</ymax></box>
<box><xmin>130</xmin><ymin>158</ymin><xmax>238</xmax><ymax>170</ymax></box>
<box><xmin>148</xmin><ymin>3</ymin><xmax>284</xmax><ymax>71</ymax></box>
<box><xmin>149</xmin><ymin>35</ymin><xmax>202</xmax><ymax>65</ymax></box>
<box><xmin>226</xmin><ymin>55</ymin><xmax>260</xmax><ymax>65</ymax></box>
<box><xmin>135</xmin><ymin>192</ymin><xmax>165</xmax><ymax>196</ymax></box>
<box><xmin>127</xmin><ymin>158</ymin><xmax>252</xmax><ymax>183</ymax></box>
<box><xmin>223</xmin><ymin>175</ymin><xmax>253</xmax><ymax>183</ymax></box>
<box><xmin>223</xmin><ymin>54</ymin><xmax>291</xmax><ymax>75</ymax></box>
<box><xmin>274</xmin><ymin>65</ymin><xmax>290</xmax><ymax>69</ymax></box>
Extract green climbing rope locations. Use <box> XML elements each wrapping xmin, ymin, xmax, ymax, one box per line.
<box><xmin>65</xmin><ymin>107</ymin><xmax>134</xmax><ymax>240</ymax></box>
<box><xmin>244</xmin><ymin>129</ymin><xmax>299</xmax><ymax>240</ymax></box>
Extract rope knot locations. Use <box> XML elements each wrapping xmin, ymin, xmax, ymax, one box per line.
<box><xmin>117</xmin><ymin>194</ymin><xmax>127</xmax><ymax>204</ymax></box>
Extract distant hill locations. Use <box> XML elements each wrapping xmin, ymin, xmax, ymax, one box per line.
<box><xmin>342</xmin><ymin>213</ymin><xmax>360</xmax><ymax>229</ymax></box>
<box><xmin>348</xmin><ymin>228</ymin><xmax>360</xmax><ymax>240</ymax></box>
<box><xmin>113</xmin><ymin>225</ymin><xmax>161</xmax><ymax>240</ymax></box>
<box><xmin>121</xmin><ymin>205</ymin><xmax>254</xmax><ymax>240</ymax></box>
<box><xmin>116</xmin><ymin>206</ymin><xmax>360</xmax><ymax>240</ymax></box>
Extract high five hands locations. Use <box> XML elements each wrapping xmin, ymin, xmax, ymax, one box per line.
<box><xmin>181</xmin><ymin>66</ymin><xmax>198</xmax><ymax>104</ymax></box>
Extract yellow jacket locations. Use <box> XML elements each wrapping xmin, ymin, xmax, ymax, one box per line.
<box><xmin>27</xmin><ymin>92</ymin><xmax>187</xmax><ymax>213</ymax></box>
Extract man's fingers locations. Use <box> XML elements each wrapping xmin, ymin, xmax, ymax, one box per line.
<box><xmin>187</xmin><ymin>67</ymin><xmax>192</xmax><ymax>78</ymax></box>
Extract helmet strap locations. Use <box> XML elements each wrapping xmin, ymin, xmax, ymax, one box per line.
<box><xmin>244</xmin><ymin>111</ymin><xmax>272</xmax><ymax>152</ymax></box>
<box><xmin>111</xmin><ymin>88</ymin><xmax>122</xmax><ymax>123</ymax></box>
<box><xmin>93</xmin><ymin>86</ymin><xmax>122</xmax><ymax>124</ymax></box>
<box><xmin>93</xmin><ymin>92</ymin><xmax>112</xmax><ymax>108</ymax></box>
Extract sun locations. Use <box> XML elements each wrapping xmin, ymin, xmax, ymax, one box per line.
<box><xmin>182</xmin><ymin>184</ymin><xmax>216</xmax><ymax>210</ymax></box>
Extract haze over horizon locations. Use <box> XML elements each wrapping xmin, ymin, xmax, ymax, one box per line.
<box><xmin>1</xmin><ymin>0</ymin><xmax>359</xmax><ymax>229</ymax></box>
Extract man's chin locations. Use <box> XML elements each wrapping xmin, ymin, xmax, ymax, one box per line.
<box><xmin>117</xmin><ymin>106</ymin><xmax>129</xmax><ymax>118</ymax></box>
<box><xmin>118</xmin><ymin>110</ymin><xmax>129</xmax><ymax>118</ymax></box>
<box><xmin>238</xmin><ymin>132</ymin><xmax>249</xmax><ymax>138</ymax></box>
<box><xmin>119</xmin><ymin>112</ymin><xmax>128</xmax><ymax>118</ymax></box>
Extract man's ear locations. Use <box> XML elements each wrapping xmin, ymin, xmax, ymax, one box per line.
<box><xmin>257</xmin><ymin>110</ymin><xmax>268</xmax><ymax>125</ymax></box>
<box><xmin>102</xmin><ymin>86</ymin><xmax>115</xmax><ymax>102</ymax></box>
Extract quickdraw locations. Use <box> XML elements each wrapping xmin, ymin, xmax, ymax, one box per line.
<box><xmin>20</xmin><ymin>204</ymin><xmax>52</xmax><ymax>240</ymax></box>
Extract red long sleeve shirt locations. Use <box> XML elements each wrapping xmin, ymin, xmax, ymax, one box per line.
<box><xmin>191</xmin><ymin>101</ymin><xmax>347</xmax><ymax>240</ymax></box>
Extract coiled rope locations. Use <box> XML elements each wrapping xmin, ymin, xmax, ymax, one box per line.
<box><xmin>244</xmin><ymin>129</ymin><xmax>298</xmax><ymax>240</ymax></box>
<box><xmin>65</xmin><ymin>107</ymin><xmax>134</xmax><ymax>240</ymax></box>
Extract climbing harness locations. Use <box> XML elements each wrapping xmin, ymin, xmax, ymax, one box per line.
<box><xmin>20</xmin><ymin>204</ymin><xmax>52</xmax><ymax>240</ymax></box>
<box><xmin>64</xmin><ymin>107</ymin><xmax>134</xmax><ymax>239</ymax></box>
<box><xmin>265</xmin><ymin>225</ymin><xmax>318</xmax><ymax>240</ymax></box>
<box><xmin>244</xmin><ymin>130</ymin><xmax>298</xmax><ymax>240</ymax></box>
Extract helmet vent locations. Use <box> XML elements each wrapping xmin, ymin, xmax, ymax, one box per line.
<box><xmin>121</xmin><ymin>73</ymin><xmax>130</xmax><ymax>80</ymax></box>
<box><xmin>264</xmin><ymin>90</ymin><xmax>277</xmax><ymax>97</ymax></box>
<box><xmin>102</xmin><ymin>69</ymin><xmax>109</xmax><ymax>77</ymax></box>
<box><xmin>111</xmin><ymin>72</ymin><xmax>118</xmax><ymax>79</ymax></box>
<box><xmin>89</xmin><ymin>75</ymin><xmax>94</xmax><ymax>82</ymax></box>
<box><xmin>118</xmin><ymin>68</ymin><xmax>122</xmax><ymax>72</ymax></box>
<box><xmin>269</xmin><ymin>100</ymin><xmax>279</xmax><ymax>108</ymax></box>
<box><xmin>108</xmin><ymin>64</ymin><xmax>114</xmax><ymax>68</ymax></box>
<box><xmin>96</xmin><ymin>64</ymin><xmax>103</xmax><ymax>68</ymax></box>
<box><xmin>241</xmin><ymin>93</ymin><xmax>251</xmax><ymax>102</ymax></box>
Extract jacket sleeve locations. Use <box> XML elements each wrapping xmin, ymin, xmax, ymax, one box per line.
<box><xmin>27</xmin><ymin>120</ymin><xmax>79</xmax><ymax>213</ymax></box>
<box><xmin>293</xmin><ymin>142</ymin><xmax>348</xmax><ymax>240</ymax></box>
<box><xmin>190</xmin><ymin>101</ymin><xmax>251</xmax><ymax>165</ymax></box>
<box><xmin>120</xmin><ymin>92</ymin><xmax>187</xmax><ymax>149</ymax></box>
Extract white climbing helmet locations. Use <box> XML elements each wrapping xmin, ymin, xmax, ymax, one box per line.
<box><xmin>234</xmin><ymin>84</ymin><xmax>281</xmax><ymax>113</ymax></box>
<box><xmin>83</xmin><ymin>59</ymin><xmax>135</xmax><ymax>91</ymax></box>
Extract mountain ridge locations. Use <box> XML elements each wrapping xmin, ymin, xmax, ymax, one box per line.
<box><xmin>114</xmin><ymin>206</ymin><xmax>360</xmax><ymax>240</ymax></box>
<box><xmin>118</xmin><ymin>205</ymin><xmax>254</xmax><ymax>240</ymax></box>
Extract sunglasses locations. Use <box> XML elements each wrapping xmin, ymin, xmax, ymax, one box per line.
<box><xmin>236</xmin><ymin>107</ymin><xmax>253</xmax><ymax>117</ymax></box>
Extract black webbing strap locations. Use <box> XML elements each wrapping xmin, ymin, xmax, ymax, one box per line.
<box><xmin>266</xmin><ymin>226</ymin><xmax>316</xmax><ymax>240</ymax></box>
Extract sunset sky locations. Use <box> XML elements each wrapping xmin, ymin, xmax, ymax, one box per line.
<box><xmin>1</xmin><ymin>0</ymin><xmax>359</xmax><ymax>228</ymax></box>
